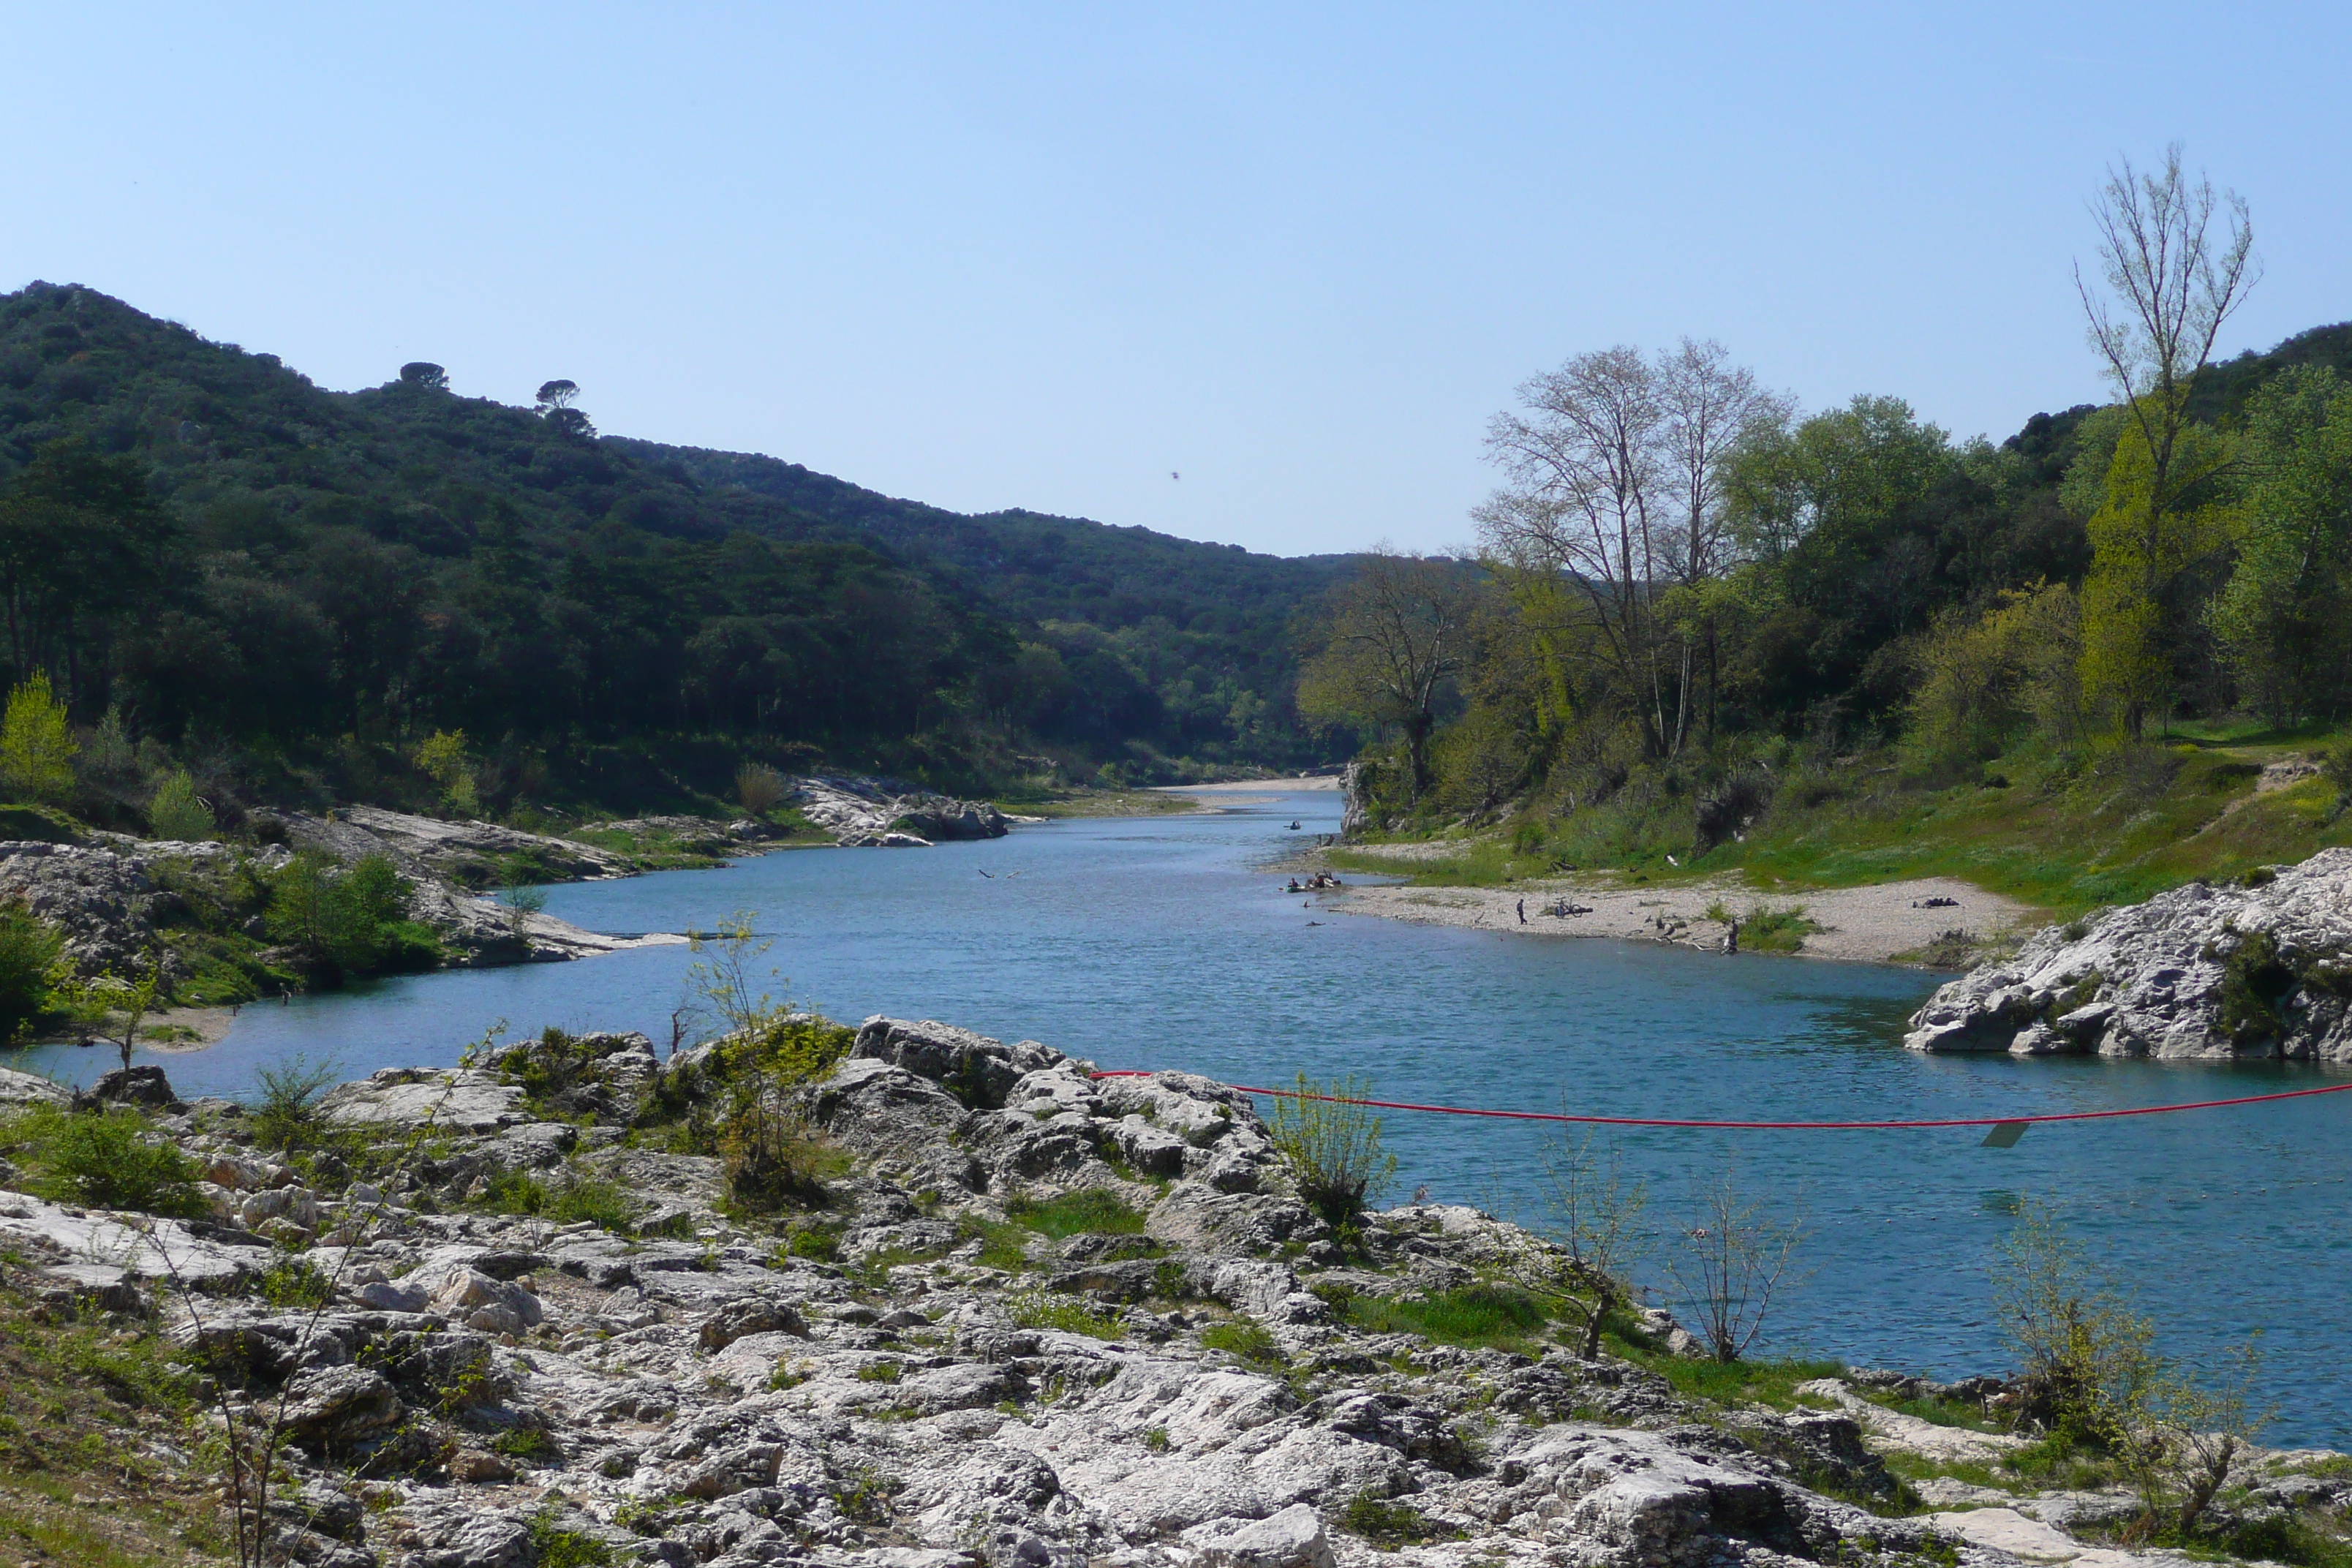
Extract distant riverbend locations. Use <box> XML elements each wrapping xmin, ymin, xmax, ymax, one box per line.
<box><xmin>17</xmin><ymin>786</ymin><xmax>2352</xmax><ymax>1442</ymax></box>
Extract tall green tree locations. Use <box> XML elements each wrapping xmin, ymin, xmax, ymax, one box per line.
<box><xmin>2209</xmin><ymin>367</ymin><xmax>2352</xmax><ymax>721</ymax></box>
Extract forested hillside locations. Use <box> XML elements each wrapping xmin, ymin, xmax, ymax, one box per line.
<box><xmin>609</xmin><ymin>440</ymin><xmax>1360</xmax><ymax>769</ymax></box>
<box><xmin>0</xmin><ymin>282</ymin><xmax>1350</xmax><ymax>824</ymax></box>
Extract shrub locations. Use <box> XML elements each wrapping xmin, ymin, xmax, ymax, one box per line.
<box><xmin>522</xmin><ymin>1508</ymin><xmax>613</xmax><ymax>1568</ymax></box>
<box><xmin>2</xmin><ymin>1105</ymin><xmax>200</xmax><ymax>1214</ymax></box>
<box><xmin>549</xmin><ymin>1176</ymin><xmax>637</xmax><ymax>1231</ymax></box>
<box><xmin>720</xmin><ymin>1088</ymin><xmax>835</xmax><ymax>1213</ymax></box>
<box><xmin>785</xmin><ymin>1224</ymin><xmax>842</xmax><ymax>1262</ymax></box>
<box><xmin>2217</xmin><ymin>928</ymin><xmax>2296</xmax><ymax>1045</ymax></box>
<box><xmin>414</xmin><ymin>731</ymin><xmax>480</xmax><ymax>816</ymax></box>
<box><xmin>249</xmin><ymin>1055</ymin><xmax>341</xmax><ymax>1152</ymax></box>
<box><xmin>258</xmin><ymin>1257</ymin><xmax>335</xmax><ymax>1308</ymax></box>
<box><xmin>1267</xmin><ymin>1074</ymin><xmax>1395</xmax><ymax>1228</ymax></box>
<box><xmin>0</xmin><ymin>902</ymin><xmax>61</xmax><ymax>1044</ymax></box>
<box><xmin>145</xmin><ymin>771</ymin><xmax>215</xmax><ymax>841</ymax></box>
<box><xmin>1006</xmin><ymin>1187</ymin><xmax>1143</xmax><ymax>1238</ymax></box>
<box><xmin>1735</xmin><ymin>903</ymin><xmax>1821</xmax><ymax>954</ymax></box>
<box><xmin>736</xmin><ymin>764</ymin><xmax>788</xmax><ymax>814</ymax></box>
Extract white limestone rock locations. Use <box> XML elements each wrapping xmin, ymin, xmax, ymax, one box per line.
<box><xmin>1905</xmin><ymin>850</ymin><xmax>2352</xmax><ymax>1060</ymax></box>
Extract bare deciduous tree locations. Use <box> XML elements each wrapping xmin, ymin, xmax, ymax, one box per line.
<box><xmin>1499</xmin><ymin>1131</ymin><xmax>1648</xmax><ymax>1360</ymax></box>
<box><xmin>1297</xmin><ymin>548</ymin><xmax>1480</xmax><ymax>801</ymax></box>
<box><xmin>1662</xmin><ymin>1166</ymin><xmax>1803</xmax><ymax>1362</ymax></box>
<box><xmin>1477</xmin><ymin>343</ymin><xmax>1779</xmax><ymax>758</ymax></box>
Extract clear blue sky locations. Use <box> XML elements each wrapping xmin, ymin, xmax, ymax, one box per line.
<box><xmin>6</xmin><ymin>4</ymin><xmax>2345</xmax><ymax>556</ymax></box>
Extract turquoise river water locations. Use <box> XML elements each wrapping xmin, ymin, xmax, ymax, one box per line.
<box><xmin>17</xmin><ymin>787</ymin><xmax>2352</xmax><ymax>1443</ymax></box>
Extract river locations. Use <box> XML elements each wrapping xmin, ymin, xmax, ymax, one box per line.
<box><xmin>19</xmin><ymin>785</ymin><xmax>2352</xmax><ymax>1442</ymax></box>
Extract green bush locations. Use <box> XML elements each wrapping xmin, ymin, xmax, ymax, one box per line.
<box><xmin>2</xmin><ymin>1105</ymin><xmax>200</xmax><ymax>1215</ymax></box>
<box><xmin>473</xmin><ymin>1165</ymin><xmax>636</xmax><ymax>1231</ymax></box>
<box><xmin>1735</xmin><ymin>902</ymin><xmax>1822</xmax><ymax>954</ymax></box>
<box><xmin>0</xmin><ymin>901</ymin><xmax>62</xmax><ymax>1044</ymax></box>
<box><xmin>785</xmin><ymin>1224</ymin><xmax>842</xmax><ymax>1262</ymax></box>
<box><xmin>265</xmin><ymin>852</ymin><xmax>439</xmax><ymax>981</ymax></box>
<box><xmin>1006</xmin><ymin>1187</ymin><xmax>1144</xmax><ymax>1238</ymax></box>
<box><xmin>0</xmin><ymin>674</ymin><xmax>77</xmax><ymax>804</ymax></box>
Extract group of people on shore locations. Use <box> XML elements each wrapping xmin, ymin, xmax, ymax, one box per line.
<box><xmin>1287</xmin><ymin>872</ymin><xmax>1344</xmax><ymax>892</ymax></box>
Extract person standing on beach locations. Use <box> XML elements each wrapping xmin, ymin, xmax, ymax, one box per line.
<box><xmin>1517</xmin><ymin>899</ymin><xmax>1526</xmax><ymax>924</ymax></box>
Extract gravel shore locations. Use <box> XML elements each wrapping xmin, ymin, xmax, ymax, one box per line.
<box><xmin>1319</xmin><ymin>870</ymin><xmax>2031</xmax><ymax>966</ymax></box>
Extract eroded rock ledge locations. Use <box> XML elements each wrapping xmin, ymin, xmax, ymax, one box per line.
<box><xmin>1905</xmin><ymin>848</ymin><xmax>2352</xmax><ymax>1060</ymax></box>
<box><xmin>8</xmin><ymin>1021</ymin><xmax>2319</xmax><ymax>1568</ymax></box>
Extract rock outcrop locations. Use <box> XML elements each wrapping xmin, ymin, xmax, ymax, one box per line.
<box><xmin>1905</xmin><ymin>849</ymin><xmax>2352</xmax><ymax>1060</ymax></box>
<box><xmin>7</xmin><ymin>1012</ymin><xmax>2158</xmax><ymax>1568</ymax></box>
<box><xmin>259</xmin><ymin>804</ymin><xmax>637</xmax><ymax>885</ymax></box>
<box><xmin>0</xmin><ymin>837</ymin><xmax>230</xmax><ymax>973</ymax></box>
<box><xmin>791</xmin><ymin>777</ymin><xmax>1009</xmax><ymax>848</ymax></box>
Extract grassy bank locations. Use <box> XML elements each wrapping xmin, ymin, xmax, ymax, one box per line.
<box><xmin>1333</xmin><ymin>723</ymin><xmax>2351</xmax><ymax>920</ymax></box>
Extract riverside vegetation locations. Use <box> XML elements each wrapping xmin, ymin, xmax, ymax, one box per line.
<box><xmin>1305</xmin><ymin>151</ymin><xmax>2352</xmax><ymax>927</ymax></box>
<box><xmin>0</xmin><ymin>957</ymin><xmax>2340</xmax><ymax>1568</ymax></box>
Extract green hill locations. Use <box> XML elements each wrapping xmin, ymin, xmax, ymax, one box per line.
<box><xmin>0</xmin><ymin>281</ymin><xmax>1355</xmax><ymax>822</ymax></box>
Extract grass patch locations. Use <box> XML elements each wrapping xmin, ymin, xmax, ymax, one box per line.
<box><xmin>1005</xmin><ymin>1188</ymin><xmax>1144</xmax><ymax>1238</ymax></box>
<box><xmin>1622</xmin><ymin>1351</ymin><xmax>1849</xmax><ymax>1410</ymax></box>
<box><xmin>1006</xmin><ymin>1289</ymin><xmax>1124</xmax><ymax>1340</ymax></box>
<box><xmin>473</xmin><ymin>1166</ymin><xmax>640</xmax><ymax>1232</ymax></box>
<box><xmin>524</xmin><ymin>1507</ymin><xmax>614</xmax><ymax>1568</ymax></box>
<box><xmin>854</xmin><ymin>1360</ymin><xmax>903</xmax><ymax>1384</ymax></box>
<box><xmin>1337</xmin><ymin>1488</ymin><xmax>1459</xmax><ymax>1548</ymax></box>
<box><xmin>1329</xmin><ymin>1284</ymin><xmax>1549</xmax><ymax>1352</ymax></box>
<box><xmin>1863</xmin><ymin>1389</ymin><xmax>2007</xmax><ymax>1433</ymax></box>
<box><xmin>1199</xmin><ymin>1320</ymin><xmax>1284</xmax><ymax>1366</ymax></box>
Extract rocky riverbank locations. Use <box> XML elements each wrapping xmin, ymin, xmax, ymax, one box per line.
<box><xmin>1905</xmin><ymin>848</ymin><xmax>2352</xmax><ymax>1060</ymax></box>
<box><xmin>0</xmin><ymin>773</ymin><xmax>1013</xmax><ymax>1006</ymax></box>
<box><xmin>1</xmin><ymin>1021</ymin><xmax>2342</xmax><ymax>1568</ymax></box>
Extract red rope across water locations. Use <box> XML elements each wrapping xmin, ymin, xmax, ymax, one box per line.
<box><xmin>1085</xmin><ymin>1069</ymin><xmax>2352</xmax><ymax>1131</ymax></box>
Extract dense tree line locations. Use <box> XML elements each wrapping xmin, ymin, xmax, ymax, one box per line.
<box><xmin>1309</xmin><ymin>151</ymin><xmax>2352</xmax><ymax>837</ymax></box>
<box><xmin>0</xmin><ymin>283</ymin><xmax>1351</xmax><ymax>818</ymax></box>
